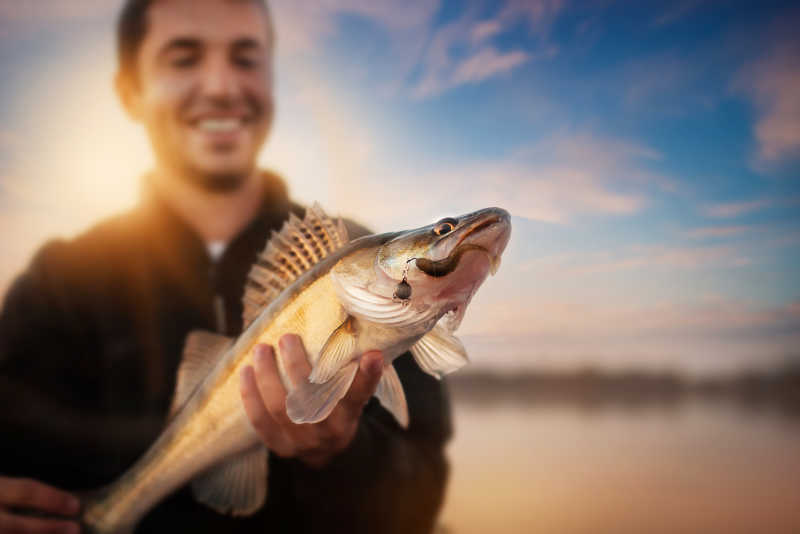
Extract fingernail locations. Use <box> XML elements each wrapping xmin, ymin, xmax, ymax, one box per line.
<box><xmin>279</xmin><ymin>334</ymin><xmax>297</xmax><ymax>350</ymax></box>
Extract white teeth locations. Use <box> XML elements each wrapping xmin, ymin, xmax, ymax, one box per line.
<box><xmin>197</xmin><ymin>118</ymin><xmax>240</xmax><ymax>132</ymax></box>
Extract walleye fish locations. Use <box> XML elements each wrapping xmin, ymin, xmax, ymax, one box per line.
<box><xmin>82</xmin><ymin>205</ymin><xmax>511</xmax><ymax>533</ymax></box>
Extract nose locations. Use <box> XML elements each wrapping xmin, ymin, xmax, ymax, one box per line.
<box><xmin>200</xmin><ymin>55</ymin><xmax>241</xmax><ymax>101</ymax></box>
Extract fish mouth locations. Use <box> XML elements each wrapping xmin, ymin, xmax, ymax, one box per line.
<box><xmin>421</xmin><ymin>209</ymin><xmax>509</xmax><ymax>277</ymax></box>
<box><xmin>415</xmin><ymin>243</ymin><xmax>491</xmax><ymax>277</ymax></box>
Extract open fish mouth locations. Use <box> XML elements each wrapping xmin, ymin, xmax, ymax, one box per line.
<box><xmin>415</xmin><ymin>243</ymin><xmax>493</xmax><ymax>277</ymax></box>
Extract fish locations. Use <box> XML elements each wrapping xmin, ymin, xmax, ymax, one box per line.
<box><xmin>81</xmin><ymin>204</ymin><xmax>511</xmax><ymax>533</ymax></box>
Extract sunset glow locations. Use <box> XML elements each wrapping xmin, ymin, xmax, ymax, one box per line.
<box><xmin>1</xmin><ymin>0</ymin><xmax>799</xmax><ymax>375</ymax></box>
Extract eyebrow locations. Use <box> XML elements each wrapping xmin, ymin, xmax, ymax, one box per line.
<box><xmin>158</xmin><ymin>37</ymin><xmax>202</xmax><ymax>58</ymax></box>
<box><xmin>158</xmin><ymin>36</ymin><xmax>264</xmax><ymax>58</ymax></box>
<box><xmin>231</xmin><ymin>38</ymin><xmax>264</xmax><ymax>52</ymax></box>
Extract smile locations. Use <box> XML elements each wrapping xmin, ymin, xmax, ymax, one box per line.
<box><xmin>195</xmin><ymin>117</ymin><xmax>243</xmax><ymax>132</ymax></box>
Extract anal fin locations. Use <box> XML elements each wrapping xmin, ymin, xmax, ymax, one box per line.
<box><xmin>191</xmin><ymin>446</ymin><xmax>268</xmax><ymax>516</ymax></box>
<box><xmin>375</xmin><ymin>363</ymin><xmax>409</xmax><ymax>428</ymax></box>
<box><xmin>410</xmin><ymin>323</ymin><xmax>468</xmax><ymax>379</ymax></box>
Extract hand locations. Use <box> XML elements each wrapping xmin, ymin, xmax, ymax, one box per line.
<box><xmin>0</xmin><ymin>476</ymin><xmax>80</xmax><ymax>534</ymax></box>
<box><xmin>239</xmin><ymin>334</ymin><xmax>383</xmax><ymax>468</ymax></box>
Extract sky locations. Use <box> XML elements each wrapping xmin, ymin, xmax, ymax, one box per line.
<box><xmin>0</xmin><ymin>0</ymin><xmax>798</xmax><ymax>376</ymax></box>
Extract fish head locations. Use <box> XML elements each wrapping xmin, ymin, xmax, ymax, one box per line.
<box><xmin>372</xmin><ymin>207</ymin><xmax>511</xmax><ymax>329</ymax></box>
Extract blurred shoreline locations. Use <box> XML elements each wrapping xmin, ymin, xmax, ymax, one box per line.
<box><xmin>447</xmin><ymin>363</ymin><xmax>800</xmax><ymax>416</ymax></box>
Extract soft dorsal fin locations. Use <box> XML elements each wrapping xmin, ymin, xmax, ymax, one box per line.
<box><xmin>170</xmin><ymin>330</ymin><xmax>235</xmax><ymax>417</ymax></box>
<box><xmin>242</xmin><ymin>203</ymin><xmax>350</xmax><ymax>328</ymax></box>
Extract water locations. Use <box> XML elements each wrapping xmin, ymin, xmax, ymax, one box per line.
<box><xmin>439</xmin><ymin>399</ymin><xmax>800</xmax><ymax>534</ymax></box>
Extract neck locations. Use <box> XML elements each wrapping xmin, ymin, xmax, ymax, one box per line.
<box><xmin>150</xmin><ymin>166</ymin><xmax>264</xmax><ymax>243</ymax></box>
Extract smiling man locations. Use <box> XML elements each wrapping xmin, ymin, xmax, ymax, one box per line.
<box><xmin>0</xmin><ymin>1</ymin><xmax>450</xmax><ymax>533</ymax></box>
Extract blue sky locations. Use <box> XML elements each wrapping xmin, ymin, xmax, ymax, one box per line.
<box><xmin>0</xmin><ymin>0</ymin><xmax>798</xmax><ymax>375</ymax></box>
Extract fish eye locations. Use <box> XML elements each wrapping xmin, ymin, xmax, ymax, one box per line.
<box><xmin>433</xmin><ymin>218</ymin><xmax>457</xmax><ymax>236</ymax></box>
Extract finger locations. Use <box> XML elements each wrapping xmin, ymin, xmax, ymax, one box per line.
<box><xmin>252</xmin><ymin>344</ymin><xmax>293</xmax><ymax>426</ymax></box>
<box><xmin>340</xmin><ymin>351</ymin><xmax>383</xmax><ymax>415</ymax></box>
<box><xmin>277</xmin><ymin>335</ymin><xmax>311</xmax><ymax>389</ymax></box>
<box><xmin>0</xmin><ymin>510</ymin><xmax>79</xmax><ymax>534</ymax></box>
<box><xmin>240</xmin><ymin>364</ymin><xmax>294</xmax><ymax>454</ymax></box>
<box><xmin>0</xmin><ymin>478</ymin><xmax>79</xmax><ymax>516</ymax></box>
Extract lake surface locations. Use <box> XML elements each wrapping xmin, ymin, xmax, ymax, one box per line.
<box><xmin>439</xmin><ymin>397</ymin><xmax>800</xmax><ymax>534</ymax></box>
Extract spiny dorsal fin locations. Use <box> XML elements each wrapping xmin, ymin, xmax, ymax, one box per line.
<box><xmin>170</xmin><ymin>330</ymin><xmax>235</xmax><ymax>417</ymax></box>
<box><xmin>242</xmin><ymin>203</ymin><xmax>350</xmax><ymax>328</ymax></box>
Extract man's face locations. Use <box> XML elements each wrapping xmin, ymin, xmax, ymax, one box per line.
<box><xmin>127</xmin><ymin>0</ymin><xmax>273</xmax><ymax>191</ymax></box>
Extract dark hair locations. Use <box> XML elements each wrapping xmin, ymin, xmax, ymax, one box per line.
<box><xmin>116</xmin><ymin>0</ymin><xmax>156</xmax><ymax>87</ymax></box>
<box><xmin>116</xmin><ymin>0</ymin><xmax>272</xmax><ymax>87</ymax></box>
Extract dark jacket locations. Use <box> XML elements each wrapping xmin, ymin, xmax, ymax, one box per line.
<box><xmin>0</xmin><ymin>172</ymin><xmax>451</xmax><ymax>533</ymax></box>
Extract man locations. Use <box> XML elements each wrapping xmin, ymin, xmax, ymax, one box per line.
<box><xmin>0</xmin><ymin>1</ymin><xmax>450</xmax><ymax>533</ymax></box>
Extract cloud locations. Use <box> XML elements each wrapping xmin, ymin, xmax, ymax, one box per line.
<box><xmin>470</xmin><ymin>20</ymin><xmax>502</xmax><ymax>44</ymax></box>
<box><xmin>459</xmin><ymin>297</ymin><xmax>800</xmax><ymax>375</ymax></box>
<box><xmin>411</xmin><ymin>0</ymin><xmax>563</xmax><ymax>98</ymax></box>
<box><xmin>272</xmin><ymin>0</ymin><xmax>564</xmax><ymax>99</ymax></box>
<box><xmin>700</xmin><ymin>199</ymin><xmax>769</xmax><ymax>218</ymax></box>
<box><xmin>522</xmin><ymin>243</ymin><xmax>749</xmax><ymax>277</ymax></box>
<box><xmin>332</xmin><ymin>131</ymin><xmax>665</xmax><ymax>227</ymax></box>
<box><xmin>451</xmin><ymin>48</ymin><xmax>529</xmax><ymax>86</ymax></box>
<box><xmin>685</xmin><ymin>225</ymin><xmax>751</xmax><ymax>239</ymax></box>
<box><xmin>270</xmin><ymin>1</ymin><xmax>437</xmax><ymax>55</ymax></box>
<box><xmin>735</xmin><ymin>22</ymin><xmax>800</xmax><ymax>162</ymax></box>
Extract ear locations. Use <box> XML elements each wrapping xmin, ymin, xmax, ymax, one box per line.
<box><xmin>115</xmin><ymin>71</ymin><xmax>143</xmax><ymax>121</ymax></box>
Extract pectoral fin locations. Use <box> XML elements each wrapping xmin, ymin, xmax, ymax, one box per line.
<box><xmin>309</xmin><ymin>315</ymin><xmax>358</xmax><ymax>384</ymax></box>
<box><xmin>410</xmin><ymin>323</ymin><xmax>468</xmax><ymax>379</ymax></box>
<box><xmin>191</xmin><ymin>446</ymin><xmax>268</xmax><ymax>516</ymax></box>
<box><xmin>287</xmin><ymin>361</ymin><xmax>359</xmax><ymax>424</ymax></box>
<box><xmin>375</xmin><ymin>363</ymin><xmax>409</xmax><ymax>428</ymax></box>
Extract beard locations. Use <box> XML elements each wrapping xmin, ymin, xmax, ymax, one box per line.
<box><xmin>184</xmin><ymin>167</ymin><xmax>249</xmax><ymax>193</ymax></box>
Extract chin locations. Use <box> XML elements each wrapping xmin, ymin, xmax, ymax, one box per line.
<box><xmin>183</xmin><ymin>162</ymin><xmax>252</xmax><ymax>193</ymax></box>
<box><xmin>187</xmin><ymin>151</ymin><xmax>258</xmax><ymax>190</ymax></box>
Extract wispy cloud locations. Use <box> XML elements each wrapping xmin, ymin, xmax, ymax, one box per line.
<box><xmin>411</xmin><ymin>0</ymin><xmax>563</xmax><ymax>98</ymax></box>
<box><xmin>523</xmin><ymin>243</ymin><xmax>749</xmax><ymax>277</ymax></box>
<box><xmin>450</xmin><ymin>48</ymin><xmax>530</xmax><ymax>87</ymax></box>
<box><xmin>333</xmin><ymin>131</ymin><xmax>666</xmax><ymax>227</ymax></box>
<box><xmin>735</xmin><ymin>16</ymin><xmax>800</xmax><ymax>163</ymax></box>
<box><xmin>270</xmin><ymin>1</ymin><xmax>438</xmax><ymax>56</ymax></box>
<box><xmin>700</xmin><ymin>199</ymin><xmax>770</xmax><ymax>218</ymax></box>
<box><xmin>685</xmin><ymin>225</ymin><xmax>751</xmax><ymax>239</ymax></box>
